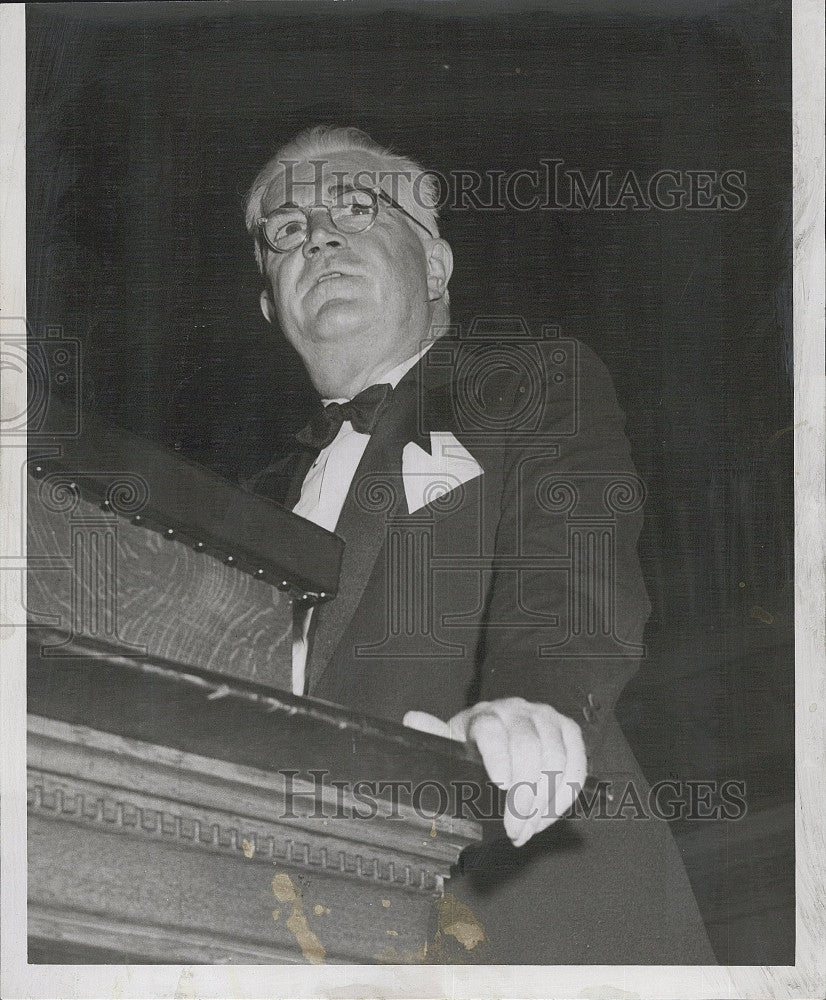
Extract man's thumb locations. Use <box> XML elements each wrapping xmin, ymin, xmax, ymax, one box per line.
<box><xmin>403</xmin><ymin>711</ymin><xmax>455</xmax><ymax>740</ymax></box>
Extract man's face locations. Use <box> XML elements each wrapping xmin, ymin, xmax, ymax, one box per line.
<box><xmin>258</xmin><ymin>150</ymin><xmax>446</xmax><ymax>384</ymax></box>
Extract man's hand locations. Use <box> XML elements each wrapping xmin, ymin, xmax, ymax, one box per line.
<box><xmin>403</xmin><ymin>697</ymin><xmax>587</xmax><ymax>847</ymax></box>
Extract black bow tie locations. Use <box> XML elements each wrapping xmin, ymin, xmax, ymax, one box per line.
<box><xmin>296</xmin><ymin>383</ymin><xmax>394</xmax><ymax>452</ymax></box>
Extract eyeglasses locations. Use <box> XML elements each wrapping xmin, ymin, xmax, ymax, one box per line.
<box><xmin>257</xmin><ymin>186</ymin><xmax>435</xmax><ymax>254</ymax></box>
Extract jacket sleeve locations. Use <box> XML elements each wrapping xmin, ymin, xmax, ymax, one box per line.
<box><xmin>476</xmin><ymin>340</ymin><xmax>651</xmax><ymax>767</ymax></box>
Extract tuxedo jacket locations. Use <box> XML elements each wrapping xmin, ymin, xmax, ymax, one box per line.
<box><xmin>253</xmin><ymin>336</ymin><xmax>649</xmax><ymax>775</ymax></box>
<box><xmin>251</xmin><ymin>336</ymin><xmax>716</xmax><ymax>964</ymax></box>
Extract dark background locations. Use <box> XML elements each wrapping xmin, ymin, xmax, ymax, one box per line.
<box><xmin>27</xmin><ymin>0</ymin><xmax>794</xmax><ymax>964</ymax></box>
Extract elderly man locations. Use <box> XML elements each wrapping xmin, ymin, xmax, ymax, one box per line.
<box><xmin>245</xmin><ymin>126</ymin><xmax>715</xmax><ymax>963</ymax></box>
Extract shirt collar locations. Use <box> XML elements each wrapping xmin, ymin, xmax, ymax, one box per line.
<box><xmin>322</xmin><ymin>339</ymin><xmax>436</xmax><ymax>405</ymax></box>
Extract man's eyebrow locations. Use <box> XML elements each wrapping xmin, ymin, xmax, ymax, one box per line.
<box><xmin>328</xmin><ymin>182</ymin><xmax>368</xmax><ymax>197</ymax></box>
<box><xmin>272</xmin><ymin>183</ymin><xmax>366</xmax><ymax>212</ymax></box>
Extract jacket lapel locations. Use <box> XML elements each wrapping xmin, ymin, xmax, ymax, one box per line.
<box><xmin>245</xmin><ymin>445</ymin><xmax>316</xmax><ymax>510</ymax></box>
<box><xmin>306</xmin><ymin>348</ymin><xmax>471</xmax><ymax>694</ymax></box>
<box><xmin>283</xmin><ymin>447</ymin><xmax>317</xmax><ymax>510</ymax></box>
<box><xmin>307</xmin><ymin>375</ymin><xmax>421</xmax><ymax>693</ymax></box>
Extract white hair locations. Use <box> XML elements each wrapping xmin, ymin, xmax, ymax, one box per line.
<box><xmin>244</xmin><ymin>125</ymin><xmax>444</xmax><ymax>273</ymax></box>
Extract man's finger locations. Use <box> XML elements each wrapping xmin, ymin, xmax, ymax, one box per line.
<box><xmin>402</xmin><ymin>711</ymin><xmax>454</xmax><ymax>740</ymax></box>
<box><xmin>506</xmin><ymin>714</ymin><xmax>560</xmax><ymax>846</ymax></box>
<box><xmin>503</xmin><ymin>715</ymin><xmax>545</xmax><ymax>845</ymax></box>
<box><xmin>527</xmin><ymin>709</ymin><xmax>586</xmax><ymax>838</ymax></box>
<box><xmin>465</xmin><ymin>711</ymin><xmax>512</xmax><ymax>788</ymax></box>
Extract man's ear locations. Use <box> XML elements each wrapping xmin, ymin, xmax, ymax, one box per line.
<box><xmin>259</xmin><ymin>288</ymin><xmax>275</xmax><ymax>324</ymax></box>
<box><xmin>425</xmin><ymin>239</ymin><xmax>453</xmax><ymax>302</ymax></box>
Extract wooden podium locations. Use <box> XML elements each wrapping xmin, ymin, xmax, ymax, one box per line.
<box><xmin>26</xmin><ymin>409</ymin><xmax>488</xmax><ymax>964</ymax></box>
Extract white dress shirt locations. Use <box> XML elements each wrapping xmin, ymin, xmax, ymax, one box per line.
<box><xmin>290</xmin><ymin>342</ymin><xmax>434</xmax><ymax>695</ymax></box>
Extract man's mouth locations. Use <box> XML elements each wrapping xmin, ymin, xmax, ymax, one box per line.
<box><xmin>316</xmin><ymin>271</ymin><xmax>346</xmax><ymax>284</ymax></box>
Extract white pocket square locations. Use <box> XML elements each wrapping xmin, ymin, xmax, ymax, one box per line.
<box><xmin>402</xmin><ymin>432</ymin><xmax>483</xmax><ymax>514</ymax></box>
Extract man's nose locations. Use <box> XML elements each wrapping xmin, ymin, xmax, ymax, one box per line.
<box><xmin>302</xmin><ymin>209</ymin><xmax>346</xmax><ymax>258</ymax></box>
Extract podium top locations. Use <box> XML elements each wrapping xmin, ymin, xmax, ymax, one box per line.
<box><xmin>29</xmin><ymin>397</ymin><xmax>343</xmax><ymax>601</ymax></box>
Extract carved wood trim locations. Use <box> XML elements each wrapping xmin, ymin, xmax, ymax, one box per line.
<box><xmin>28</xmin><ymin>715</ymin><xmax>478</xmax><ymax>893</ymax></box>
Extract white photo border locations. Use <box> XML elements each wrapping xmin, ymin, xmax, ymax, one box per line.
<box><xmin>1</xmin><ymin>1</ymin><xmax>823</xmax><ymax>996</ymax></box>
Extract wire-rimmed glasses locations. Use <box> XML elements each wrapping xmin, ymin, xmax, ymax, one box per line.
<box><xmin>257</xmin><ymin>186</ymin><xmax>435</xmax><ymax>254</ymax></box>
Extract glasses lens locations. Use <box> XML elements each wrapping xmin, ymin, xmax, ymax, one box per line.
<box><xmin>263</xmin><ymin>211</ymin><xmax>307</xmax><ymax>251</ymax></box>
<box><xmin>330</xmin><ymin>189</ymin><xmax>377</xmax><ymax>233</ymax></box>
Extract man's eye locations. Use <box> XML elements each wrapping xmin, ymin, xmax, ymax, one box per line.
<box><xmin>338</xmin><ymin>189</ymin><xmax>374</xmax><ymax>208</ymax></box>
<box><xmin>278</xmin><ymin>220</ymin><xmax>305</xmax><ymax>236</ymax></box>
<box><xmin>343</xmin><ymin>202</ymin><xmax>373</xmax><ymax>216</ymax></box>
